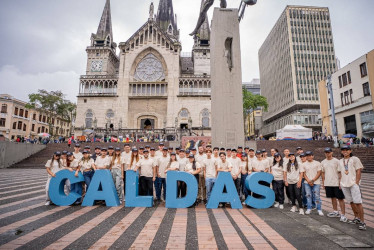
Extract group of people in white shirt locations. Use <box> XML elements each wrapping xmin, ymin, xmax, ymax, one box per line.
<box><xmin>44</xmin><ymin>143</ymin><xmax>366</xmax><ymax>230</ymax></box>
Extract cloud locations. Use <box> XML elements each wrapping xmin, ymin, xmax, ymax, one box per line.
<box><xmin>0</xmin><ymin>65</ymin><xmax>79</xmax><ymax>103</ymax></box>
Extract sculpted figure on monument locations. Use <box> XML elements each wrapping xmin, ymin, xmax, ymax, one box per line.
<box><xmin>190</xmin><ymin>0</ymin><xmax>257</xmax><ymax>36</ymax></box>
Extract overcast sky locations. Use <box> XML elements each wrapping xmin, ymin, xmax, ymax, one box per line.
<box><xmin>0</xmin><ymin>0</ymin><xmax>373</xmax><ymax>103</ymax></box>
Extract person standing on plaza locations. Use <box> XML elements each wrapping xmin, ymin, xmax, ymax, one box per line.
<box><xmin>45</xmin><ymin>152</ymin><xmax>63</xmax><ymax>205</ymax></box>
<box><xmin>217</xmin><ymin>152</ymin><xmax>232</xmax><ymax>208</ymax></box>
<box><xmin>108</xmin><ymin>146</ymin><xmax>115</xmax><ymax>157</ymax></box>
<box><xmin>252</xmin><ymin>150</ymin><xmax>270</xmax><ymax>173</ymax></box>
<box><xmin>271</xmin><ymin>153</ymin><xmax>285</xmax><ymax>209</ymax></box>
<box><xmin>73</xmin><ymin>144</ymin><xmax>83</xmax><ymax>160</ymax></box>
<box><xmin>262</xmin><ymin>149</ymin><xmax>273</xmax><ymax>169</ymax></box>
<box><xmin>65</xmin><ymin>152</ymin><xmax>82</xmax><ymax>204</ymax></box>
<box><xmin>135</xmin><ymin>150</ymin><xmax>156</xmax><ymax>198</ymax></box>
<box><xmin>155</xmin><ymin>143</ymin><xmax>164</xmax><ymax>159</ymax></box>
<box><xmin>283</xmin><ymin>148</ymin><xmax>290</xmax><ymax>165</ymax></box>
<box><xmin>79</xmin><ymin>151</ymin><xmax>95</xmax><ymax>191</ymax></box>
<box><xmin>240</xmin><ymin>153</ymin><xmax>251</xmax><ymax>203</ymax></box>
<box><xmin>230</xmin><ymin>149</ymin><xmax>242</xmax><ymax>197</ymax></box>
<box><xmin>121</xmin><ymin>144</ymin><xmax>131</xmax><ymax>197</ymax></box>
<box><xmin>60</xmin><ymin>151</ymin><xmax>68</xmax><ymax>168</ymax></box>
<box><xmin>94</xmin><ymin>148</ymin><xmax>111</xmax><ymax>170</ymax></box>
<box><xmin>165</xmin><ymin>152</ymin><xmax>180</xmax><ymax>174</ymax></box>
<box><xmin>195</xmin><ymin>146</ymin><xmax>207</xmax><ymax>203</ymax></box>
<box><xmin>237</xmin><ymin>146</ymin><xmax>243</xmax><ymax>158</ymax></box>
<box><xmin>226</xmin><ymin>148</ymin><xmax>232</xmax><ymax>160</ymax></box>
<box><xmin>338</xmin><ymin>146</ymin><xmax>366</xmax><ymax>230</ymax></box>
<box><xmin>299</xmin><ymin>153</ymin><xmax>309</xmax><ymax>208</ymax></box>
<box><xmin>213</xmin><ymin>147</ymin><xmax>220</xmax><ymax>162</ymax></box>
<box><xmin>91</xmin><ymin>146</ymin><xmax>101</xmax><ymax>161</ymax></box>
<box><xmin>248</xmin><ymin>148</ymin><xmax>256</xmax><ymax>165</ymax></box>
<box><xmin>283</xmin><ymin>153</ymin><xmax>304</xmax><ymax>214</ymax></box>
<box><xmin>301</xmin><ymin>151</ymin><xmax>323</xmax><ymax>216</ymax></box>
<box><xmin>178</xmin><ymin>149</ymin><xmax>189</xmax><ymax>197</ymax></box>
<box><xmin>111</xmin><ymin>148</ymin><xmax>124</xmax><ymax>204</ymax></box>
<box><xmin>204</xmin><ymin>149</ymin><xmax>217</xmax><ymax>204</ymax></box>
<box><xmin>296</xmin><ymin>147</ymin><xmax>304</xmax><ymax>162</ymax></box>
<box><xmin>321</xmin><ymin>147</ymin><xmax>347</xmax><ymax>222</ymax></box>
<box><xmin>185</xmin><ymin>154</ymin><xmax>202</xmax><ymax>206</ymax></box>
<box><xmin>155</xmin><ymin>147</ymin><xmax>170</xmax><ymax>202</ymax></box>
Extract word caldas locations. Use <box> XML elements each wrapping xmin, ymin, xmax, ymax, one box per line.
<box><xmin>49</xmin><ymin>170</ymin><xmax>275</xmax><ymax>209</ymax></box>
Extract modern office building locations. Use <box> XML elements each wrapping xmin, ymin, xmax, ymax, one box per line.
<box><xmin>259</xmin><ymin>6</ymin><xmax>337</xmax><ymax>137</ymax></box>
<box><xmin>243</xmin><ymin>79</ymin><xmax>261</xmax><ymax>95</ymax></box>
<box><xmin>319</xmin><ymin>50</ymin><xmax>374</xmax><ymax>139</ymax></box>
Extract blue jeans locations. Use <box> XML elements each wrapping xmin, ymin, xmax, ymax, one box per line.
<box><xmin>71</xmin><ymin>182</ymin><xmax>82</xmax><ymax>202</ymax></box>
<box><xmin>241</xmin><ymin>174</ymin><xmax>249</xmax><ymax>198</ymax></box>
<box><xmin>83</xmin><ymin>170</ymin><xmax>95</xmax><ymax>190</ymax></box>
<box><xmin>155</xmin><ymin>177</ymin><xmax>166</xmax><ymax>200</ymax></box>
<box><xmin>304</xmin><ymin>183</ymin><xmax>322</xmax><ymax>210</ymax></box>
<box><xmin>205</xmin><ymin>178</ymin><xmax>216</xmax><ymax>201</ymax></box>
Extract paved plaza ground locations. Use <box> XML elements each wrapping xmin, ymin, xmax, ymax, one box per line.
<box><xmin>0</xmin><ymin>169</ymin><xmax>373</xmax><ymax>249</ymax></box>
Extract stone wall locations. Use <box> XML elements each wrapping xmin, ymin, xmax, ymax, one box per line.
<box><xmin>0</xmin><ymin>142</ymin><xmax>46</xmax><ymax>168</ymax></box>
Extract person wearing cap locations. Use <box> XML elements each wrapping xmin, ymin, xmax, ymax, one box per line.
<box><xmin>92</xmin><ymin>147</ymin><xmax>101</xmax><ymax>161</ymax></box>
<box><xmin>45</xmin><ymin>152</ymin><xmax>63</xmax><ymax>205</ymax></box>
<box><xmin>84</xmin><ymin>146</ymin><xmax>91</xmax><ymax>154</ymax></box>
<box><xmin>240</xmin><ymin>153</ymin><xmax>251</xmax><ymax>203</ymax></box>
<box><xmin>338</xmin><ymin>146</ymin><xmax>366</xmax><ymax>230</ymax></box>
<box><xmin>149</xmin><ymin>148</ymin><xmax>156</xmax><ymax>160</ymax></box>
<box><xmin>271</xmin><ymin>153</ymin><xmax>285</xmax><ymax>209</ymax></box>
<box><xmin>296</xmin><ymin>147</ymin><xmax>304</xmax><ymax>162</ymax></box>
<box><xmin>165</xmin><ymin>152</ymin><xmax>180</xmax><ymax>174</ymax></box>
<box><xmin>108</xmin><ymin>146</ymin><xmax>115</xmax><ymax>157</ymax></box>
<box><xmin>299</xmin><ymin>153</ymin><xmax>308</xmax><ymax>208</ymax></box>
<box><xmin>219</xmin><ymin>148</ymin><xmax>225</xmax><ymax>153</ymax></box>
<box><xmin>73</xmin><ymin>144</ymin><xmax>83</xmax><ymax>161</ymax></box>
<box><xmin>135</xmin><ymin>149</ymin><xmax>157</xmax><ymax>198</ymax></box>
<box><xmin>138</xmin><ymin>147</ymin><xmax>145</xmax><ymax>159</ymax></box>
<box><xmin>177</xmin><ymin>149</ymin><xmax>189</xmax><ymax>197</ymax></box>
<box><xmin>283</xmin><ymin>148</ymin><xmax>290</xmax><ymax>165</ymax></box>
<box><xmin>94</xmin><ymin>148</ymin><xmax>111</xmax><ymax>170</ymax></box>
<box><xmin>79</xmin><ymin>150</ymin><xmax>95</xmax><ymax>191</ymax></box>
<box><xmin>175</xmin><ymin>147</ymin><xmax>181</xmax><ymax>159</ymax></box>
<box><xmin>237</xmin><ymin>146</ymin><xmax>243</xmax><ymax>158</ymax></box>
<box><xmin>196</xmin><ymin>146</ymin><xmax>207</xmax><ymax>203</ymax></box>
<box><xmin>185</xmin><ymin>154</ymin><xmax>202</xmax><ymax>206</ymax></box>
<box><xmin>321</xmin><ymin>147</ymin><xmax>346</xmax><ymax>222</ymax></box>
<box><xmin>262</xmin><ymin>149</ymin><xmax>273</xmax><ymax>170</ymax></box>
<box><xmin>126</xmin><ymin>148</ymin><xmax>140</xmax><ymax>171</ymax></box>
<box><xmin>121</xmin><ymin>144</ymin><xmax>132</xmax><ymax>163</ymax></box>
<box><xmin>283</xmin><ymin>153</ymin><xmax>304</xmax><ymax>214</ymax></box>
<box><xmin>244</xmin><ymin>147</ymin><xmax>249</xmax><ymax>155</ymax></box>
<box><xmin>213</xmin><ymin>147</ymin><xmax>220</xmax><ymax>161</ymax></box>
<box><xmin>252</xmin><ymin>150</ymin><xmax>270</xmax><ymax>173</ymax></box>
<box><xmin>155</xmin><ymin>143</ymin><xmax>164</xmax><ymax>159</ymax></box>
<box><xmin>60</xmin><ymin>151</ymin><xmax>68</xmax><ymax>168</ymax></box>
<box><xmin>155</xmin><ymin>147</ymin><xmax>170</xmax><ymax>202</ymax></box>
<box><xmin>111</xmin><ymin>148</ymin><xmax>125</xmax><ymax>204</ymax></box>
<box><xmin>301</xmin><ymin>151</ymin><xmax>323</xmax><ymax>216</ymax></box>
<box><xmin>168</xmin><ymin>147</ymin><xmax>174</xmax><ymax>155</ymax></box>
<box><xmin>226</xmin><ymin>148</ymin><xmax>232</xmax><ymax>160</ymax></box>
<box><xmin>248</xmin><ymin>148</ymin><xmax>256</xmax><ymax>165</ymax></box>
<box><xmin>230</xmin><ymin>149</ymin><xmax>242</xmax><ymax>197</ymax></box>
<box><xmin>65</xmin><ymin>152</ymin><xmax>82</xmax><ymax>204</ymax></box>
<box><xmin>203</xmin><ymin>149</ymin><xmax>218</xmax><ymax>203</ymax></box>
<box><xmin>217</xmin><ymin>152</ymin><xmax>232</xmax><ymax>208</ymax></box>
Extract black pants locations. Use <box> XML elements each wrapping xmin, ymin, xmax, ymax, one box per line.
<box><xmin>178</xmin><ymin>181</ymin><xmax>187</xmax><ymax>198</ymax></box>
<box><xmin>123</xmin><ymin>171</ymin><xmax>127</xmax><ymax>196</ymax></box>
<box><xmin>287</xmin><ymin>184</ymin><xmax>303</xmax><ymax>208</ymax></box>
<box><xmin>253</xmin><ymin>181</ymin><xmax>270</xmax><ymax>198</ymax></box>
<box><xmin>234</xmin><ymin>178</ymin><xmax>241</xmax><ymax>196</ymax></box>
<box><xmin>272</xmin><ymin>180</ymin><xmax>285</xmax><ymax>204</ymax></box>
<box><xmin>140</xmin><ymin>176</ymin><xmax>153</xmax><ymax>196</ymax></box>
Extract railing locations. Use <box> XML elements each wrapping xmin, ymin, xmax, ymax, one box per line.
<box><xmin>178</xmin><ymin>88</ymin><xmax>211</xmax><ymax>96</ymax></box>
<box><xmin>129</xmin><ymin>82</ymin><xmax>168</xmax><ymax>97</ymax></box>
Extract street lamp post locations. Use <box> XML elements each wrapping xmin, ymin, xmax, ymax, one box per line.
<box><xmin>326</xmin><ymin>75</ymin><xmax>339</xmax><ymax>148</ymax></box>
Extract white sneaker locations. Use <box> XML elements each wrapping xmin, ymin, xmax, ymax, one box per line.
<box><xmin>299</xmin><ymin>209</ymin><xmax>305</xmax><ymax>215</ymax></box>
<box><xmin>279</xmin><ymin>204</ymin><xmax>284</xmax><ymax>209</ymax></box>
<box><xmin>290</xmin><ymin>206</ymin><xmax>297</xmax><ymax>212</ymax></box>
<box><xmin>318</xmin><ymin>210</ymin><xmax>324</xmax><ymax>216</ymax></box>
<box><xmin>305</xmin><ymin>209</ymin><xmax>311</xmax><ymax>215</ymax></box>
<box><xmin>340</xmin><ymin>215</ymin><xmax>348</xmax><ymax>222</ymax></box>
<box><xmin>274</xmin><ymin>202</ymin><xmax>279</xmax><ymax>208</ymax></box>
<box><xmin>45</xmin><ymin>201</ymin><xmax>51</xmax><ymax>206</ymax></box>
<box><xmin>242</xmin><ymin>201</ymin><xmax>246</xmax><ymax>205</ymax></box>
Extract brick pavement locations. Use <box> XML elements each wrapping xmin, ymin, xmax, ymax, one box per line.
<box><xmin>0</xmin><ymin>169</ymin><xmax>373</xmax><ymax>250</ymax></box>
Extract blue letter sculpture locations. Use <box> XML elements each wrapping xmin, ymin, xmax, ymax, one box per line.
<box><xmin>125</xmin><ymin>170</ymin><xmax>153</xmax><ymax>207</ymax></box>
<box><xmin>206</xmin><ymin>172</ymin><xmax>242</xmax><ymax>209</ymax></box>
<box><xmin>165</xmin><ymin>171</ymin><xmax>198</xmax><ymax>208</ymax></box>
<box><xmin>49</xmin><ymin>169</ymin><xmax>84</xmax><ymax>206</ymax></box>
<box><xmin>82</xmin><ymin>170</ymin><xmax>120</xmax><ymax>207</ymax></box>
<box><xmin>245</xmin><ymin>172</ymin><xmax>275</xmax><ymax>209</ymax></box>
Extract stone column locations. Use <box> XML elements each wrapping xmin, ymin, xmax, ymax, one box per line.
<box><xmin>211</xmin><ymin>8</ymin><xmax>245</xmax><ymax>148</ymax></box>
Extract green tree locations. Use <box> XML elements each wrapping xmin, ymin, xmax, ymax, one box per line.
<box><xmin>25</xmin><ymin>89</ymin><xmax>76</xmax><ymax>136</ymax></box>
<box><xmin>242</xmin><ymin>88</ymin><xmax>268</xmax><ymax>137</ymax></box>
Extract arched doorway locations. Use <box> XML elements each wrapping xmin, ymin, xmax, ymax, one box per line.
<box><xmin>141</xmin><ymin>118</ymin><xmax>154</xmax><ymax>130</ymax></box>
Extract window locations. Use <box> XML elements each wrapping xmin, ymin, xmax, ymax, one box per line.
<box><xmin>338</xmin><ymin>76</ymin><xmax>342</xmax><ymax>88</ymax></box>
<box><xmin>179</xmin><ymin>109</ymin><xmax>189</xmax><ymax>118</ymax></box>
<box><xmin>106</xmin><ymin>109</ymin><xmax>115</xmax><ymax>119</ymax></box>
<box><xmin>52</xmin><ymin>118</ymin><xmax>55</xmax><ymax>124</ymax></box>
<box><xmin>0</xmin><ymin>118</ymin><xmax>5</xmax><ymax>127</ymax></box>
<box><xmin>39</xmin><ymin>114</ymin><xmax>42</xmax><ymax>121</ymax></box>
<box><xmin>13</xmin><ymin>122</ymin><xmax>16</xmax><ymax>129</ymax></box>
<box><xmin>23</xmin><ymin>124</ymin><xmax>26</xmax><ymax>131</ymax></box>
<box><xmin>342</xmin><ymin>73</ymin><xmax>347</xmax><ymax>86</ymax></box>
<box><xmin>344</xmin><ymin>90</ymin><xmax>350</xmax><ymax>105</ymax></box>
<box><xmin>363</xmin><ymin>82</ymin><xmax>370</xmax><ymax>97</ymax></box>
<box><xmin>14</xmin><ymin>107</ymin><xmax>18</xmax><ymax>116</ymax></box>
<box><xmin>340</xmin><ymin>93</ymin><xmax>344</xmax><ymax>106</ymax></box>
<box><xmin>19</xmin><ymin>109</ymin><xmax>24</xmax><ymax>117</ymax></box>
<box><xmin>33</xmin><ymin>113</ymin><xmax>36</xmax><ymax>120</ymax></box>
<box><xmin>1</xmin><ymin>104</ymin><xmax>7</xmax><ymax>113</ymax></box>
<box><xmin>31</xmin><ymin>124</ymin><xmax>35</xmax><ymax>131</ymax></box>
<box><xmin>201</xmin><ymin>109</ymin><xmax>210</xmax><ymax>127</ymax></box>
<box><xmin>85</xmin><ymin>109</ymin><xmax>94</xmax><ymax>128</ymax></box>
<box><xmin>360</xmin><ymin>63</ymin><xmax>367</xmax><ymax>77</ymax></box>
<box><xmin>17</xmin><ymin>121</ymin><xmax>22</xmax><ymax>130</ymax></box>
<box><xmin>38</xmin><ymin>127</ymin><xmax>41</xmax><ymax>133</ymax></box>
<box><xmin>347</xmin><ymin>71</ymin><xmax>351</xmax><ymax>84</ymax></box>
<box><xmin>349</xmin><ymin>89</ymin><xmax>353</xmax><ymax>103</ymax></box>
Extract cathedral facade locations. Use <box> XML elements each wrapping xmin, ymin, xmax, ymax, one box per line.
<box><xmin>75</xmin><ymin>0</ymin><xmax>212</xmax><ymax>139</ymax></box>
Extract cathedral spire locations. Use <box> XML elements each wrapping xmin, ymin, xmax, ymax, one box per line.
<box><xmin>197</xmin><ymin>0</ymin><xmax>210</xmax><ymax>44</ymax></box>
<box><xmin>96</xmin><ymin>0</ymin><xmax>113</xmax><ymax>41</ymax></box>
<box><xmin>156</xmin><ymin>0</ymin><xmax>178</xmax><ymax>38</ymax></box>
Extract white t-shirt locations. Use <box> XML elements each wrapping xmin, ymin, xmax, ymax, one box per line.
<box><xmin>283</xmin><ymin>162</ymin><xmax>301</xmax><ymax>184</ymax></box>
<box><xmin>121</xmin><ymin>151</ymin><xmax>132</xmax><ymax>163</ymax></box>
<box><xmin>204</xmin><ymin>157</ymin><xmax>217</xmax><ymax>178</ymax></box>
<box><xmin>73</xmin><ymin>152</ymin><xmax>83</xmax><ymax>161</ymax></box>
<box><xmin>168</xmin><ymin>161</ymin><xmax>180</xmax><ymax>171</ymax></box>
<box><xmin>136</xmin><ymin>158</ymin><xmax>156</xmax><ymax>178</ymax></box>
<box><xmin>195</xmin><ymin>153</ymin><xmax>207</xmax><ymax>176</ymax></box>
<box><xmin>45</xmin><ymin>159</ymin><xmax>62</xmax><ymax>175</ymax></box>
<box><xmin>217</xmin><ymin>159</ymin><xmax>232</xmax><ymax>171</ymax></box>
<box><xmin>321</xmin><ymin>158</ymin><xmax>340</xmax><ymax>187</ymax></box>
<box><xmin>156</xmin><ymin>156</ymin><xmax>170</xmax><ymax>178</ymax></box>
<box><xmin>185</xmin><ymin>161</ymin><xmax>202</xmax><ymax>174</ymax></box>
<box><xmin>79</xmin><ymin>158</ymin><xmax>95</xmax><ymax>171</ymax></box>
<box><xmin>253</xmin><ymin>159</ymin><xmax>269</xmax><ymax>172</ymax></box>
<box><xmin>300</xmin><ymin>160</ymin><xmax>322</xmax><ymax>185</ymax></box>
<box><xmin>69</xmin><ymin>159</ymin><xmax>79</xmax><ymax>170</ymax></box>
<box><xmin>338</xmin><ymin>156</ymin><xmax>364</xmax><ymax>187</ymax></box>
<box><xmin>95</xmin><ymin>156</ymin><xmax>111</xmax><ymax>169</ymax></box>
<box><xmin>240</xmin><ymin>160</ymin><xmax>251</xmax><ymax>174</ymax></box>
<box><xmin>178</xmin><ymin>157</ymin><xmax>189</xmax><ymax>172</ymax></box>
<box><xmin>111</xmin><ymin>157</ymin><xmax>124</xmax><ymax>170</ymax></box>
<box><xmin>126</xmin><ymin>157</ymin><xmax>140</xmax><ymax>170</ymax></box>
<box><xmin>271</xmin><ymin>162</ymin><xmax>284</xmax><ymax>181</ymax></box>
<box><xmin>230</xmin><ymin>157</ymin><xmax>242</xmax><ymax>178</ymax></box>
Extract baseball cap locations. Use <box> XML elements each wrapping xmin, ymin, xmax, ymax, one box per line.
<box><xmin>54</xmin><ymin>151</ymin><xmax>61</xmax><ymax>156</ymax></box>
<box><xmin>132</xmin><ymin>148</ymin><xmax>138</xmax><ymax>152</ymax></box>
<box><xmin>249</xmin><ymin>148</ymin><xmax>255</xmax><ymax>151</ymax></box>
<box><xmin>143</xmin><ymin>149</ymin><xmax>149</xmax><ymax>153</ymax></box>
<box><xmin>289</xmin><ymin>152</ymin><xmax>295</xmax><ymax>156</ymax></box>
<box><xmin>62</xmin><ymin>150</ymin><xmax>68</xmax><ymax>155</ymax></box>
<box><xmin>324</xmin><ymin>147</ymin><xmax>332</xmax><ymax>153</ymax></box>
<box><xmin>108</xmin><ymin>146</ymin><xmax>114</xmax><ymax>150</ymax></box>
<box><xmin>241</xmin><ymin>153</ymin><xmax>248</xmax><ymax>157</ymax></box>
<box><xmin>67</xmin><ymin>152</ymin><xmax>73</xmax><ymax>156</ymax></box>
<box><xmin>82</xmin><ymin>150</ymin><xmax>89</xmax><ymax>154</ymax></box>
<box><xmin>188</xmin><ymin>154</ymin><xmax>195</xmax><ymax>158</ymax></box>
<box><xmin>150</xmin><ymin>147</ymin><xmax>155</xmax><ymax>151</ymax></box>
<box><xmin>261</xmin><ymin>149</ymin><xmax>266</xmax><ymax>153</ymax></box>
<box><xmin>84</xmin><ymin>146</ymin><xmax>90</xmax><ymax>149</ymax></box>
<box><xmin>300</xmin><ymin>153</ymin><xmax>306</xmax><ymax>157</ymax></box>
<box><xmin>115</xmin><ymin>147</ymin><xmax>121</xmax><ymax>151</ymax></box>
<box><xmin>305</xmin><ymin>151</ymin><xmax>313</xmax><ymax>156</ymax></box>
<box><xmin>163</xmin><ymin>147</ymin><xmax>168</xmax><ymax>151</ymax></box>
<box><xmin>101</xmin><ymin>148</ymin><xmax>107</xmax><ymax>151</ymax></box>
<box><xmin>296</xmin><ymin>147</ymin><xmax>302</xmax><ymax>150</ymax></box>
<box><xmin>74</xmin><ymin>144</ymin><xmax>80</xmax><ymax>147</ymax></box>
<box><xmin>341</xmin><ymin>145</ymin><xmax>351</xmax><ymax>150</ymax></box>
<box><xmin>256</xmin><ymin>150</ymin><xmax>262</xmax><ymax>154</ymax></box>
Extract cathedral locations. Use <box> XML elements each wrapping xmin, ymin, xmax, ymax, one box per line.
<box><xmin>75</xmin><ymin>0</ymin><xmax>212</xmax><ymax>140</ymax></box>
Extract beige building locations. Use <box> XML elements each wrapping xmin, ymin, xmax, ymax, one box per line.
<box><xmin>319</xmin><ymin>50</ymin><xmax>374</xmax><ymax>138</ymax></box>
<box><xmin>245</xmin><ymin>109</ymin><xmax>263</xmax><ymax>138</ymax></box>
<box><xmin>259</xmin><ymin>6</ymin><xmax>337</xmax><ymax>138</ymax></box>
<box><xmin>75</xmin><ymin>0</ymin><xmax>212</xmax><ymax>139</ymax></box>
<box><xmin>0</xmin><ymin>94</ymin><xmax>71</xmax><ymax>141</ymax></box>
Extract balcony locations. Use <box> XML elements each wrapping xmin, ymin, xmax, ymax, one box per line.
<box><xmin>79</xmin><ymin>75</ymin><xmax>118</xmax><ymax>97</ymax></box>
<box><xmin>178</xmin><ymin>88</ymin><xmax>211</xmax><ymax>97</ymax></box>
<box><xmin>178</xmin><ymin>77</ymin><xmax>211</xmax><ymax>97</ymax></box>
<box><xmin>129</xmin><ymin>82</ymin><xmax>168</xmax><ymax>98</ymax></box>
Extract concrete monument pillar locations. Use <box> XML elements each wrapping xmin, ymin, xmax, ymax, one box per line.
<box><xmin>211</xmin><ymin>8</ymin><xmax>245</xmax><ymax>148</ymax></box>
